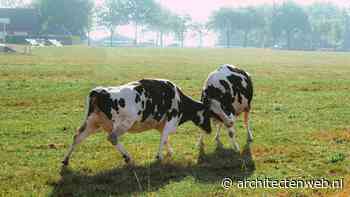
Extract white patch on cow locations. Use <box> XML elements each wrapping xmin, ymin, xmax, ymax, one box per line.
<box><xmin>196</xmin><ymin>110</ymin><xmax>204</xmax><ymax>125</ymax></box>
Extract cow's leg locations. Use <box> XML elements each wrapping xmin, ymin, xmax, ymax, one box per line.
<box><xmin>197</xmin><ymin>130</ymin><xmax>205</xmax><ymax>149</ymax></box>
<box><xmin>108</xmin><ymin>131</ymin><xmax>132</xmax><ymax>164</ymax></box>
<box><xmin>243</xmin><ymin>111</ymin><xmax>253</xmax><ymax>142</ymax></box>
<box><xmin>226</xmin><ymin>116</ymin><xmax>240</xmax><ymax>152</ymax></box>
<box><xmin>108</xmin><ymin>120</ymin><xmax>134</xmax><ymax>164</ymax></box>
<box><xmin>156</xmin><ymin>119</ymin><xmax>177</xmax><ymax>161</ymax></box>
<box><xmin>62</xmin><ymin>115</ymin><xmax>99</xmax><ymax>166</ymax></box>
<box><xmin>228</xmin><ymin>126</ymin><xmax>240</xmax><ymax>152</ymax></box>
<box><xmin>165</xmin><ymin>138</ymin><xmax>174</xmax><ymax>157</ymax></box>
<box><xmin>214</xmin><ymin>121</ymin><xmax>223</xmax><ymax>146</ymax></box>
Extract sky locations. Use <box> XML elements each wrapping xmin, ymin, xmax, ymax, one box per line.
<box><xmin>91</xmin><ymin>0</ymin><xmax>350</xmax><ymax>46</ymax></box>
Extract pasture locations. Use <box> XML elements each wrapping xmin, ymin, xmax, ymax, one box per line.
<box><xmin>0</xmin><ymin>47</ymin><xmax>349</xmax><ymax>196</ymax></box>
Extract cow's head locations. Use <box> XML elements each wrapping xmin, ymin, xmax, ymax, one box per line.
<box><xmin>192</xmin><ymin>103</ymin><xmax>212</xmax><ymax>134</ymax></box>
<box><xmin>208</xmin><ymin>98</ymin><xmax>234</xmax><ymax>127</ymax></box>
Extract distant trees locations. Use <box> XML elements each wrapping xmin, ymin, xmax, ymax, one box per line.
<box><xmin>127</xmin><ymin>0</ymin><xmax>157</xmax><ymax>45</ymax></box>
<box><xmin>308</xmin><ymin>3</ymin><xmax>344</xmax><ymax>49</ymax></box>
<box><xmin>272</xmin><ymin>1</ymin><xmax>310</xmax><ymax>49</ymax></box>
<box><xmin>238</xmin><ymin>7</ymin><xmax>265</xmax><ymax>47</ymax></box>
<box><xmin>146</xmin><ymin>5</ymin><xmax>172</xmax><ymax>47</ymax></box>
<box><xmin>208</xmin><ymin>2</ymin><xmax>350</xmax><ymax>50</ymax></box>
<box><xmin>26</xmin><ymin>0</ymin><xmax>350</xmax><ymax>50</ymax></box>
<box><xmin>98</xmin><ymin>0</ymin><xmax>129</xmax><ymax>47</ymax></box>
<box><xmin>172</xmin><ymin>15</ymin><xmax>191</xmax><ymax>47</ymax></box>
<box><xmin>208</xmin><ymin>8</ymin><xmax>237</xmax><ymax>48</ymax></box>
<box><xmin>191</xmin><ymin>22</ymin><xmax>208</xmax><ymax>48</ymax></box>
<box><xmin>35</xmin><ymin>0</ymin><xmax>93</xmax><ymax>37</ymax></box>
<box><xmin>344</xmin><ymin>11</ymin><xmax>350</xmax><ymax>50</ymax></box>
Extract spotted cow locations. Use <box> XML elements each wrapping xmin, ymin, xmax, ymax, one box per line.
<box><xmin>200</xmin><ymin>64</ymin><xmax>254</xmax><ymax>151</ymax></box>
<box><xmin>62</xmin><ymin>79</ymin><xmax>211</xmax><ymax>165</ymax></box>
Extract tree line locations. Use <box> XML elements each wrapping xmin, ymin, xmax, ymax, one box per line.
<box><xmin>28</xmin><ymin>0</ymin><xmax>193</xmax><ymax>47</ymax></box>
<box><xmin>210</xmin><ymin>2</ymin><xmax>350</xmax><ymax>50</ymax></box>
<box><xmin>1</xmin><ymin>0</ymin><xmax>350</xmax><ymax>50</ymax></box>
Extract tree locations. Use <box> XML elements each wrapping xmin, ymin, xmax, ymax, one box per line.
<box><xmin>271</xmin><ymin>1</ymin><xmax>311</xmax><ymax>49</ymax></box>
<box><xmin>308</xmin><ymin>3</ymin><xmax>344</xmax><ymax>49</ymax></box>
<box><xmin>344</xmin><ymin>10</ymin><xmax>350</xmax><ymax>50</ymax></box>
<box><xmin>99</xmin><ymin>0</ymin><xmax>129</xmax><ymax>47</ymax></box>
<box><xmin>86</xmin><ymin>6</ymin><xmax>95</xmax><ymax>46</ymax></box>
<box><xmin>254</xmin><ymin>5</ymin><xmax>273</xmax><ymax>48</ymax></box>
<box><xmin>146</xmin><ymin>4</ymin><xmax>174</xmax><ymax>47</ymax></box>
<box><xmin>237</xmin><ymin>7</ymin><xmax>265</xmax><ymax>47</ymax></box>
<box><xmin>35</xmin><ymin>0</ymin><xmax>93</xmax><ymax>37</ymax></box>
<box><xmin>208</xmin><ymin>8</ymin><xmax>238</xmax><ymax>47</ymax></box>
<box><xmin>128</xmin><ymin>0</ymin><xmax>157</xmax><ymax>45</ymax></box>
<box><xmin>172</xmin><ymin>15</ymin><xmax>191</xmax><ymax>48</ymax></box>
<box><xmin>191</xmin><ymin>22</ymin><xmax>208</xmax><ymax>48</ymax></box>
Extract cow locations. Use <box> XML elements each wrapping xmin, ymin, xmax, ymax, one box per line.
<box><xmin>62</xmin><ymin>79</ymin><xmax>212</xmax><ymax>166</ymax></box>
<box><xmin>200</xmin><ymin>64</ymin><xmax>254</xmax><ymax>152</ymax></box>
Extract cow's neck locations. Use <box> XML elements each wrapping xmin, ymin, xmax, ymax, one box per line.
<box><xmin>178</xmin><ymin>93</ymin><xmax>206</xmax><ymax>125</ymax></box>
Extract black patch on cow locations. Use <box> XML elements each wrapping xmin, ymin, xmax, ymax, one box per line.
<box><xmin>118</xmin><ymin>98</ymin><xmax>126</xmax><ymax>108</ymax></box>
<box><xmin>201</xmin><ymin>85</ymin><xmax>221</xmax><ymax>110</ymax></box>
<box><xmin>135</xmin><ymin>79</ymin><xmax>177</xmax><ymax>122</ymax></box>
<box><xmin>167</xmin><ymin>109</ymin><xmax>178</xmax><ymax>121</ymax></box>
<box><xmin>89</xmin><ymin>89</ymin><xmax>113</xmax><ymax>119</ymax></box>
<box><xmin>225</xmin><ymin>66</ymin><xmax>254</xmax><ymax>105</ymax></box>
<box><xmin>226</xmin><ymin>74</ymin><xmax>244</xmax><ymax>103</ymax></box>
<box><xmin>135</xmin><ymin>94</ymin><xmax>141</xmax><ymax>103</ymax></box>
<box><xmin>142</xmin><ymin>99</ymin><xmax>154</xmax><ymax>121</ymax></box>
<box><xmin>177</xmin><ymin>87</ymin><xmax>211</xmax><ymax>133</ymax></box>
<box><xmin>219</xmin><ymin>80</ymin><xmax>230</xmax><ymax>93</ymax></box>
<box><xmin>201</xmin><ymin>85</ymin><xmax>234</xmax><ymax>115</ymax></box>
<box><xmin>113</xmin><ymin>99</ymin><xmax>119</xmax><ymax>111</ymax></box>
<box><xmin>137</xmin><ymin>111</ymin><xmax>142</xmax><ymax>115</ymax></box>
<box><xmin>134</xmin><ymin>84</ymin><xmax>144</xmax><ymax>95</ymax></box>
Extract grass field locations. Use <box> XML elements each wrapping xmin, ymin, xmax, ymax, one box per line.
<box><xmin>0</xmin><ymin>47</ymin><xmax>349</xmax><ymax>196</ymax></box>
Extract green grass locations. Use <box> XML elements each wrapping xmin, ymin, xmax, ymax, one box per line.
<box><xmin>0</xmin><ymin>46</ymin><xmax>349</xmax><ymax>196</ymax></box>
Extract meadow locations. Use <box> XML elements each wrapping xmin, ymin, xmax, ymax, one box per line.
<box><xmin>0</xmin><ymin>47</ymin><xmax>349</xmax><ymax>196</ymax></box>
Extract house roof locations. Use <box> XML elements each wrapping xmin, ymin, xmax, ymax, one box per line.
<box><xmin>0</xmin><ymin>8</ymin><xmax>40</xmax><ymax>34</ymax></box>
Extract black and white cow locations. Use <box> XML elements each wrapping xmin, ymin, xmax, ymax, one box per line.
<box><xmin>200</xmin><ymin>64</ymin><xmax>253</xmax><ymax>151</ymax></box>
<box><xmin>62</xmin><ymin>79</ymin><xmax>211</xmax><ymax>165</ymax></box>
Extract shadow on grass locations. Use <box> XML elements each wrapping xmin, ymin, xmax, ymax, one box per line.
<box><xmin>50</xmin><ymin>143</ymin><xmax>255</xmax><ymax>196</ymax></box>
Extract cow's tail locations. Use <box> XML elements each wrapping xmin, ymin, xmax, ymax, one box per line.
<box><xmin>77</xmin><ymin>90</ymin><xmax>98</xmax><ymax>133</ymax></box>
<box><xmin>245</xmin><ymin>72</ymin><xmax>254</xmax><ymax>109</ymax></box>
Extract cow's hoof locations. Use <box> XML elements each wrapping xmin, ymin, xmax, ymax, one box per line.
<box><xmin>166</xmin><ymin>150</ymin><xmax>173</xmax><ymax>158</ymax></box>
<box><xmin>62</xmin><ymin>159</ymin><xmax>69</xmax><ymax>166</ymax></box>
<box><xmin>108</xmin><ymin>132</ymin><xmax>118</xmax><ymax>145</ymax></box>
<box><xmin>123</xmin><ymin>154</ymin><xmax>131</xmax><ymax>163</ymax></box>
<box><xmin>155</xmin><ymin>154</ymin><xmax>163</xmax><ymax>161</ymax></box>
<box><xmin>215</xmin><ymin>139</ymin><xmax>224</xmax><ymax>150</ymax></box>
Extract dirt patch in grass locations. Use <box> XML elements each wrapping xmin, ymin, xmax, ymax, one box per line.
<box><xmin>331</xmin><ymin>176</ymin><xmax>350</xmax><ymax>197</ymax></box>
<box><xmin>10</xmin><ymin>100</ymin><xmax>33</xmax><ymax>107</ymax></box>
<box><xmin>311</xmin><ymin>129</ymin><xmax>350</xmax><ymax>143</ymax></box>
<box><xmin>251</xmin><ymin>145</ymin><xmax>289</xmax><ymax>158</ymax></box>
<box><xmin>30</xmin><ymin>143</ymin><xmax>67</xmax><ymax>150</ymax></box>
